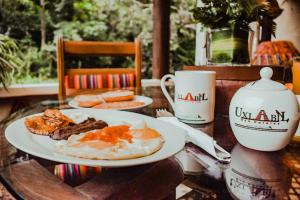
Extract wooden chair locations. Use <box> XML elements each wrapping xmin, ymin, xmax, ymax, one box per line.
<box><xmin>56</xmin><ymin>36</ymin><xmax>142</xmax><ymax>100</ymax></box>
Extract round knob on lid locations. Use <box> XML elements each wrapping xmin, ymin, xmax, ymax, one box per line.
<box><xmin>260</xmin><ymin>67</ymin><xmax>273</xmax><ymax>80</ymax></box>
<box><xmin>245</xmin><ymin>67</ymin><xmax>286</xmax><ymax>90</ymax></box>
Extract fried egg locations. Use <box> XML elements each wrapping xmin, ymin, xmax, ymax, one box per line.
<box><xmin>55</xmin><ymin>121</ymin><xmax>164</xmax><ymax>160</ymax></box>
<box><xmin>66</xmin><ymin>113</ymin><xmax>92</xmax><ymax>124</ymax></box>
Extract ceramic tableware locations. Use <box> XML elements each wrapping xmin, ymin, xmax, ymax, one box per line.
<box><xmin>5</xmin><ymin>109</ymin><xmax>185</xmax><ymax>167</ymax></box>
<box><xmin>68</xmin><ymin>95</ymin><xmax>153</xmax><ymax>110</ymax></box>
<box><xmin>229</xmin><ymin>67</ymin><xmax>300</xmax><ymax>151</ymax></box>
<box><xmin>161</xmin><ymin>71</ymin><xmax>216</xmax><ymax>124</ymax></box>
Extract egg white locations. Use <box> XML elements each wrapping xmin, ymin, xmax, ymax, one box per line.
<box><xmin>55</xmin><ymin>123</ymin><xmax>164</xmax><ymax>160</ymax></box>
<box><xmin>66</xmin><ymin>113</ymin><xmax>92</xmax><ymax>124</ymax></box>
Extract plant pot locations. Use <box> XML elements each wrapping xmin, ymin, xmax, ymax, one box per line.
<box><xmin>207</xmin><ymin>27</ymin><xmax>253</xmax><ymax>65</ymax></box>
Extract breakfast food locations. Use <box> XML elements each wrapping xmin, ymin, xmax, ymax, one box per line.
<box><xmin>93</xmin><ymin>101</ymin><xmax>144</xmax><ymax>109</ymax></box>
<box><xmin>44</xmin><ymin>109</ymin><xmax>74</xmax><ymax>124</ymax></box>
<box><xmin>51</xmin><ymin>118</ymin><xmax>108</xmax><ymax>140</ymax></box>
<box><xmin>25</xmin><ymin>109</ymin><xmax>75</xmax><ymax>136</ymax></box>
<box><xmin>56</xmin><ymin>122</ymin><xmax>164</xmax><ymax>160</ymax></box>
<box><xmin>74</xmin><ymin>94</ymin><xmax>104</xmax><ymax>107</ymax></box>
<box><xmin>71</xmin><ymin>90</ymin><xmax>148</xmax><ymax>110</ymax></box>
<box><xmin>100</xmin><ymin>90</ymin><xmax>134</xmax><ymax>102</ymax></box>
<box><xmin>24</xmin><ymin>109</ymin><xmax>107</xmax><ymax>140</ymax></box>
<box><xmin>25</xmin><ymin>116</ymin><xmax>57</xmax><ymax>135</ymax></box>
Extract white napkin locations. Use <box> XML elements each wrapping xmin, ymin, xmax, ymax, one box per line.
<box><xmin>157</xmin><ymin>117</ymin><xmax>231</xmax><ymax>163</ymax></box>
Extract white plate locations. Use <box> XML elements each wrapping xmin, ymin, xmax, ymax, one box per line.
<box><xmin>68</xmin><ymin>95</ymin><xmax>153</xmax><ymax>110</ymax></box>
<box><xmin>5</xmin><ymin>109</ymin><xmax>185</xmax><ymax>167</ymax></box>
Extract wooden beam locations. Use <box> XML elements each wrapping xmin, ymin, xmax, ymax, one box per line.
<box><xmin>152</xmin><ymin>0</ymin><xmax>170</xmax><ymax>79</ymax></box>
<box><xmin>183</xmin><ymin>66</ymin><xmax>285</xmax><ymax>81</ymax></box>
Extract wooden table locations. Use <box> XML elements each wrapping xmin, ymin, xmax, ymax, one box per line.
<box><xmin>1</xmin><ymin>86</ymin><xmax>300</xmax><ymax>200</ymax></box>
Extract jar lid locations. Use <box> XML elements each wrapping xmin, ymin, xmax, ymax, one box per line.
<box><xmin>244</xmin><ymin>67</ymin><xmax>286</xmax><ymax>91</ymax></box>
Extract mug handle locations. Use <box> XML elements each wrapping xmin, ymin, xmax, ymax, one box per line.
<box><xmin>160</xmin><ymin>74</ymin><xmax>175</xmax><ymax>110</ymax></box>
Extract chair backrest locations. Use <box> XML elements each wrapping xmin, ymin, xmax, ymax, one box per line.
<box><xmin>56</xmin><ymin>36</ymin><xmax>142</xmax><ymax>99</ymax></box>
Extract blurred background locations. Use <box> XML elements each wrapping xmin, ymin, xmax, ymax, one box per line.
<box><xmin>0</xmin><ymin>0</ymin><xmax>196</xmax><ymax>84</ymax></box>
<box><xmin>0</xmin><ymin>0</ymin><xmax>299</xmax><ymax>86</ymax></box>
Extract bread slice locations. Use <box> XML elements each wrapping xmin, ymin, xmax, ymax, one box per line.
<box><xmin>74</xmin><ymin>94</ymin><xmax>103</xmax><ymax>107</ymax></box>
<box><xmin>25</xmin><ymin>116</ymin><xmax>56</xmax><ymax>135</ymax></box>
<box><xmin>100</xmin><ymin>90</ymin><xmax>134</xmax><ymax>102</ymax></box>
<box><xmin>93</xmin><ymin>101</ymin><xmax>144</xmax><ymax>109</ymax></box>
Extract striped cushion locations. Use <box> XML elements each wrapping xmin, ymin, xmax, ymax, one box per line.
<box><xmin>64</xmin><ymin>73</ymin><xmax>135</xmax><ymax>89</ymax></box>
<box><xmin>54</xmin><ymin>164</ymin><xmax>101</xmax><ymax>181</ymax></box>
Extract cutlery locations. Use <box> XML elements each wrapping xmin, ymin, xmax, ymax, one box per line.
<box><xmin>156</xmin><ymin>109</ymin><xmax>231</xmax><ymax>163</ymax></box>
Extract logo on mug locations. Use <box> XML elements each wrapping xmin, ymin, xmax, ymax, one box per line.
<box><xmin>177</xmin><ymin>92</ymin><xmax>208</xmax><ymax>103</ymax></box>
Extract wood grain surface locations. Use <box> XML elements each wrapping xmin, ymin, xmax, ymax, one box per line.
<box><xmin>1</xmin><ymin>160</ymin><xmax>86</xmax><ymax>200</ymax></box>
<box><xmin>75</xmin><ymin>158</ymin><xmax>183</xmax><ymax>200</ymax></box>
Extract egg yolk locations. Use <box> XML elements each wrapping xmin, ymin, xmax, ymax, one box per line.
<box><xmin>130</xmin><ymin>128</ymin><xmax>161</xmax><ymax>140</ymax></box>
<box><xmin>79</xmin><ymin>125</ymin><xmax>132</xmax><ymax>144</ymax></box>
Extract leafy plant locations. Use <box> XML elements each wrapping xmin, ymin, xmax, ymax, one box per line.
<box><xmin>15</xmin><ymin>45</ymin><xmax>56</xmax><ymax>82</ymax></box>
<box><xmin>192</xmin><ymin>0</ymin><xmax>282</xmax><ymax>35</ymax></box>
<box><xmin>170</xmin><ymin>0</ymin><xmax>196</xmax><ymax>72</ymax></box>
<box><xmin>0</xmin><ymin>34</ymin><xmax>23</xmax><ymax>89</ymax></box>
<box><xmin>0</xmin><ymin>0</ymin><xmax>41</xmax><ymax>43</ymax></box>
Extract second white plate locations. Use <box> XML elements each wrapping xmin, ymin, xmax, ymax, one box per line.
<box><xmin>68</xmin><ymin>95</ymin><xmax>153</xmax><ymax>110</ymax></box>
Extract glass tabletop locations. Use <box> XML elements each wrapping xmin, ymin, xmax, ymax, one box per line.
<box><xmin>1</xmin><ymin>86</ymin><xmax>300</xmax><ymax>200</ymax></box>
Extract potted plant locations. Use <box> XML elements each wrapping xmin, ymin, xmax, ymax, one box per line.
<box><xmin>192</xmin><ymin>0</ymin><xmax>282</xmax><ymax>65</ymax></box>
<box><xmin>0</xmin><ymin>34</ymin><xmax>20</xmax><ymax>89</ymax></box>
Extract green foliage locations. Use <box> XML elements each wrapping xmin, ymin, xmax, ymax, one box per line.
<box><xmin>52</xmin><ymin>0</ymin><xmax>154</xmax><ymax>72</ymax></box>
<box><xmin>53</xmin><ymin>21</ymin><xmax>108</xmax><ymax>41</ymax></box>
<box><xmin>0</xmin><ymin>0</ymin><xmax>40</xmax><ymax>41</ymax></box>
<box><xmin>0</xmin><ymin>34</ymin><xmax>23</xmax><ymax>88</ymax></box>
<box><xmin>192</xmin><ymin>0</ymin><xmax>282</xmax><ymax>34</ymax></box>
<box><xmin>170</xmin><ymin>0</ymin><xmax>196</xmax><ymax>72</ymax></box>
<box><xmin>0</xmin><ymin>35</ymin><xmax>57</xmax><ymax>85</ymax></box>
<box><xmin>16</xmin><ymin>45</ymin><xmax>56</xmax><ymax>83</ymax></box>
<box><xmin>0</xmin><ymin>0</ymin><xmax>196</xmax><ymax>83</ymax></box>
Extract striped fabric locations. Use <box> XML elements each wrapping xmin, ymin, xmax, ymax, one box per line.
<box><xmin>54</xmin><ymin>163</ymin><xmax>101</xmax><ymax>181</ymax></box>
<box><xmin>252</xmin><ymin>53</ymin><xmax>299</xmax><ymax>66</ymax></box>
<box><xmin>64</xmin><ymin>73</ymin><xmax>135</xmax><ymax>89</ymax></box>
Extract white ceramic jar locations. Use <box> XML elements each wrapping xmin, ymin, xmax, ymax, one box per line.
<box><xmin>229</xmin><ymin>67</ymin><xmax>300</xmax><ymax>151</ymax></box>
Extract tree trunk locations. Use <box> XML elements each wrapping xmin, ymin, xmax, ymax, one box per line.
<box><xmin>40</xmin><ymin>0</ymin><xmax>46</xmax><ymax>49</ymax></box>
<box><xmin>152</xmin><ymin>0</ymin><xmax>170</xmax><ymax>79</ymax></box>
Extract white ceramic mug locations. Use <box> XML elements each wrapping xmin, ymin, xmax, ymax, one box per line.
<box><xmin>161</xmin><ymin>71</ymin><xmax>216</xmax><ymax>124</ymax></box>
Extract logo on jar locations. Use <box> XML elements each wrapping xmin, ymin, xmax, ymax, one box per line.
<box><xmin>234</xmin><ymin>107</ymin><xmax>289</xmax><ymax>132</ymax></box>
<box><xmin>177</xmin><ymin>92</ymin><xmax>208</xmax><ymax>103</ymax></box>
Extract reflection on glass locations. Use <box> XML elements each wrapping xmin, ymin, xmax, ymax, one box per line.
<box><xmin>206</xmin><ymin>28</ymin><xmax>254</xmax><ymax>66</ymax></box>
<box><xmin>175</xmin><ymin>149</ymin><xmax>205</xmax><ymax>175</ymax></box>
<box><xmin>225</xmin><ymin>144</ymin><xmax>291</xmax><ymax>200</ymax></box>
